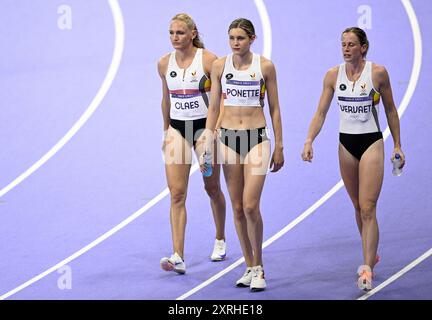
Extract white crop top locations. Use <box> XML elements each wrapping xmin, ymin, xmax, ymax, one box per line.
<box><xmin>221</xmin><ymin>53</ymin><xmax>265</xmax><ymax>107</ymax></box>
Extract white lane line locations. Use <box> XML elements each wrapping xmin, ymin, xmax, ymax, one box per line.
<box><xmin>176</xmin><ymin>0</ymin><xmax>422</xmax><ymax>300</ymax></box>
<box><xmin>0</xmin><ymin>162</ymin><xmax>199</xmax><ymax>300</ymax></box>
<box><xmin>254</xmin><ymin>0</ymin><xmax>272</xmax><ymax>59</ymax></box>
<box><xmin>358</xmin><ymin>0</ymin><xmax>423</xmax><ymax>300</ymax></box>
<box><xmin>0</xmin><ymin>0</ymin><xmax>125</xmax><ymax>300</ymax></box>
<box><xmin>0</xmin><ymin>0</ymin><xmax>125</xmax><ymax>199</ymax></box>
<box><xmin>0</xmin><ymin>187</ymin><xmax>170</xmax><ymax>300</ymax></box>
<box><xmin>396</xmin><ymin>0</ymin><xmax>423</xmax><ymax>120</ymax></box>
<box><xmin>358</xmin><ymin>248</ymin><xmax>432</xmax><ymax>300</ymax></box>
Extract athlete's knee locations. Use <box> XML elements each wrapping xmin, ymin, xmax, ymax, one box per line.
<box><xmin>243</xmin><ymin>201</ymin><xmax>260</xmax><ymax>220</ymax></box>
<box><xmin>170</xmin><ymin>188</ymin><xmax>187</xmax><ymax>206</ymax></box>
<box><xmin>232</xmin><ymin>202</ymin><xmax>245</xmax><ymax>220</ymax></box>
<box><xmin>353</xmin><ymin>201</ymin><xmax>361</xmax><ymax>213</ymax></box>
<box><xmin>360</xmin><ymin>201</ymin><xmax>377</xmax><ymax>220</ymax></box>
<box><xmin>204</xmin><ymin>181</ymin><xmax>221</xmax><ymax>199</ymax></box>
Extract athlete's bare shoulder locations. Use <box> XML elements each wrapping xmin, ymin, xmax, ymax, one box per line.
<box><xmin>372</xmin><ymin>62</ymin><xmax>388</xmax><ymax>78</ymax></box>
<box><xmin>208</xmin><ymin>56</ymin><xmax>226</xmax><ymax>79</ymax></box>
<box><xmin>371</xmin><ymin>62</ymin><xmax>389</xmax><ymax>89</ymax></box>
<box><xmin>259</xmin><ymin>56</ymin><xmax>276</xmax><ymax>82</ymax></box>
<box><xmin>202</xmin><ymin>49</ymin><xmax>218</xmax><ymax>75</ymax></box>
<box><xmin>372</xmin><ymin>62</ymin><xmax>386</xmax><ymax>72</ymax></box>
<box><xmin>326</xmin><ymin>65</ymin><xmax>339</xmax><ymax>78</ymax></box>
<box><xmin>259</xmin><ymin>55</ymin><xmax>271</xmax><ymax>64</ymax></box>
<box><xmin>212</xmin><ymin>56</ymin><xmax>227</xmax><ymax>69</ymax></box>
<box><xmin>158</xmin><ymin>53</ymin><xmax>171</xmax><ymax>77</ymax></box>
<box><xmin>158</xmin><ymin>53</ymin><xmax>171</xmax><ymax>66</ymax></box>
<box><xmin>202</xmin><ymin>49</ymin><xmax>218</xmax><ymax>62</ymax></box>
<box><xmin>323</xmin><ymin>65</ymin><xmax>339</xmax><ymax>88</ymax></box>
<box><xmin>260</xmin><ymin>55</ymin><xmax>275</xmax><ymax>71</ymax></box>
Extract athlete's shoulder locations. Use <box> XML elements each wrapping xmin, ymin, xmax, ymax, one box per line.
<box><xmin>371</xmin><ymin>62</ymin><xmax>390</xmax><ymax>85</ymax></box>
<box><xmin>158</xmin><ymin>52</ymin><xmax>171</xmax><ymax>64</ymax></box>
<box><xmin>260</xmin><ymin>55</ymin><xmax>274</xmax><ymax>69</ymax></box>
<box><xmin>324</xmin><ymin>65</ymin><xmax>339</xmax><ymax>80</ymax></box>
<box><xmin>259</xmin><ymin>56</ymin><xmax>276</xmax><ymax>80</ymax></box>
<box><xmin>158</xmin><ymin>53</ymin><xmax>171</xmax><ymax>76</ymax></box>
<box><xmin>322</xmin><ymin>65</ymin><xmax>339</xmax><ymax>89</ymax></box>
<box><xmin>327</xmin><ymin>65</ymin><xmax>339</xmax><ymax>76</ymax></box>
<box><xmin>371</xmin><ymin>62</ymin><xmax>388</xmax><ymax>76</ymax></box>
<box><xmin>206</xmin><ymin>57</ymin><xmax>226</xmax><ymax>79</ymax></box>
<box><xmin>202</xmin><ymin>49</ymin><xmax>218</xmax><ymax>62</ymax></box>
<box><xmin>212</xmin><ymin>56</ymin><xmax>227</xmax><ymax>69</ymax></box>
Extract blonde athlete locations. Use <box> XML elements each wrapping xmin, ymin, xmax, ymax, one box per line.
<box><xmin>158</xmin><ymin>13</ymin><xmax>227</xmax><ymax>274</ymax></box>
<box><xmin>200</xmin><ymin>18</ymin><xmax>284</xmax><ymax>291</ymax></box>
<box><xmin>301</xmin><ymin>27</ymin><xmax>405</xmax><ymax>291</ymax></box>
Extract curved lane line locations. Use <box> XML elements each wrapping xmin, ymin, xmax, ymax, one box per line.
<box><xmin>0</xmin><ymin>0</ymin><xmax>125</xmax><ymax>300</ymax></box>
<box><xmin>0</xmin><ymin>0</ymin><xmax>125</xmax><ymax>199</ymax></box>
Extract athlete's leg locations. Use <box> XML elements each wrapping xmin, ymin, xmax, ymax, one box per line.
<box><xmin>163</xmin><ymin>126</ymin><xmax>193</xmax><ymax>259</ymax></box>
<box><xmin>220</xmin><ymin>142</ymin><xmax>254</xmax><ymax>267</ymax></box>
<box><xmin>338</xmin><ymin>144</ymin><xmax>362</xmax><ymax>238</ymax></box>
<box><xmin>194</xmin><ymin>136</ymin><xmax>226</xmax><ymax>241</ymax></box>
<box><xmin>243</xmin><ymin>140</ymin><xmax>271</xmax><ymax>267</ymax></box>
<box><xmin>358</xmin><ymin>139</ymin><xmax>384</xmax><ymax>269</ymax></box>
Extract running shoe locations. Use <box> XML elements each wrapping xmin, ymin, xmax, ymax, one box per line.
<box><xmin>250</xmin><ymin>265</ymin><xmax>266</xmax><ymax>292</ymax></box>
<box><xmin>211</xmin><ymin>239</ymin><xmax>226</xmax><ymax>261</ymax></box>
<box><xmin>160</xmin><ymin>252</ymin><xmax>186</xmax><ymax>274</ymax></box>
<box><xmin>357</xmin><ymin>265</ymin><xmax>372</xmax><ymax>291</ymax></box>
<box><xmin>236</xmin><ymin>267</ymin><xmax>253</xmax><ymax>287</ymax></box>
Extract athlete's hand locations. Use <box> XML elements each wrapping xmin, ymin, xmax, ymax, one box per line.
<box><xmin>199</xmin><ymin>151</ymin><xmax>206</xmax><ymax>173</ymax></box>
<box><xmin>197</xmin><ymin>128</ymin><xmax>214</xmax><ymax>173</ymax></box>
<box><xmin>391</xmin><ymin>147</ymin><xmax>406</xmax><ymax>169</ymax></box>
<box><xmin>195</xmin><ymin>128</ymin><xmax>213</xmax><ymax>151</ymax></box>
<box><xmin>162</xmin><ymin>129</ymin><xmax>170</xmax><ymax>152</ymax></box>
<box><xmin>270</xmin><ymin>148</ymin><xmax>284</xmax><ymax>172</ymax></box>
<box><xmin>301</xmin><ymin>141</ymin><xmax>313</xmax><ymax>162</ymax></box>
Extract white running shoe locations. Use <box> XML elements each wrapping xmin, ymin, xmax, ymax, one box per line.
<box><xmin>357</xmin><ymin>265</ymin><xmax>372</xmax><ymax>291</ymax></box>
<box><xmin>211</xmin><ymin>239</ymin><xmax>226</xmax><ymax>261</ymax></box>
<box><xmin>160</xmin><ymin>252</ymin><xmax>186</xmax><ymax>274</ymax></box>
<box><xmin>250</xmin><ymin>265</ymin><xmax>266</xmax><ymax>292</ymax></box>
<box><xmin>236</xmin><ymin>267</ymin><xmax>253</xmax><ymax>287</ymax></box>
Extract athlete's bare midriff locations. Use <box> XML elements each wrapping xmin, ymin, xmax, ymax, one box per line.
<box><xmin>219</xmin><ymin>105</ymin><xmax>266</xmax><ymax>129</ymax></box>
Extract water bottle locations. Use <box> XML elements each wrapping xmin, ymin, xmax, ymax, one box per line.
<box><xmin>392</xmin><ymin>153</ymin><xmax>403</xmax><ymax>176</ymax></box>
<box><xmin>203</xmin><ymin>151</ymin><xmax>213</xmax><ymax>177</ymax></box>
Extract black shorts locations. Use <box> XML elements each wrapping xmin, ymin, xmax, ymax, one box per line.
<box><xmin>170</xmin><ymin>118</ymin><xmax>207</xmax><ymax>148</ymax></box>
<box><xmin>339</xmin><ymin>132</ymin><xmax>383</xmax><ymax>161</ymax></box>
<box><xmin>219</xmin><ymin>127</ymin><xmax>269</xmax><ymax>158</ymax></box>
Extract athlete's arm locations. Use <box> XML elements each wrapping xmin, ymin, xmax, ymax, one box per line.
<box><xmin>301</xmin><ymin>67</ymin><xmax>337</xmax><ymax>162</ymax></box>
<box><xmin>158</xmin><ymin>55</ymin><xmax>171</xmax><ymax>131</ymax></box>
<box><xmin>202</xmin><ymin>49</ymin><xmax>218</xmax><ymax>76</ymax></box>
<box><xmin>215</xmin><ymin>95</ymin><xmax>225</xmax><ymax>131</ymax></box>
<box><xmin>375</xmin><ymin>64</ymin><xmax>405</xmax><ymax>166</ymax></box>
<box><xmin>262</xmin><ymin>58</ymin><xmax>284</xmax><ymax>172</ymax></box>
<box><xmin>203</xmin><ymin>50</ymin><xmax>224</xmax><ymax>130</ymax></box>
<box><xmin>204</xmin><ymin>58</ymin><xmax>225</xmax><ymax>134</ymax></box>
<box><xmin>197</xmin><ymin>58</ymin><xmax>224</xmax><ymax>170</ymax></box>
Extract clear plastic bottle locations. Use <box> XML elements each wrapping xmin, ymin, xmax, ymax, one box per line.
<box><xmin>203</xmin><ymin>152</ymin><xmax>213</xmax><ymax>177</ymax></box>
<box><xmin>392</xmin><ymin>153</ymin><xmax>403</xmax><ymax>176</ymax></box>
